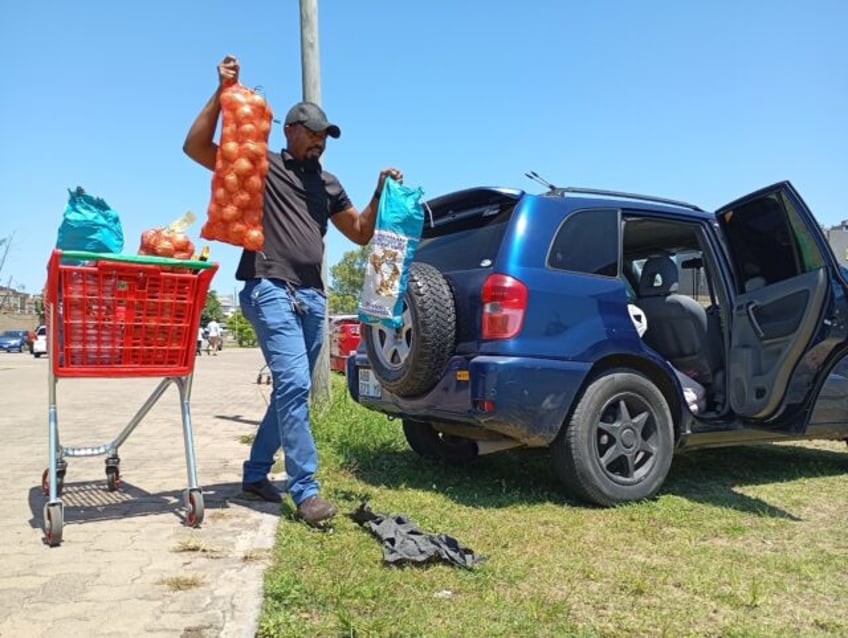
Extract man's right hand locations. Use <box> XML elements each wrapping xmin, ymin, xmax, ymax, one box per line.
<box><xmin>218</xmin><ymin>55</ymin><xmax>240</xmax><ymax>88</ymax></box>
<box><xmin>184</xmin><ymin>55</ymin><xmax>239</xmax><ymax>170</ymax></box>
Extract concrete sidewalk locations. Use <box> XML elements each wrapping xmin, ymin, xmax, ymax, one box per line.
<box><xmin>0</xmin><ymin>348</ymin><xmax>281</xmax><ymax>637</ymax></box>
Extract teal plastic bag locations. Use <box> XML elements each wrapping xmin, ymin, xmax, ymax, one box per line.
<box><xmin>359</xmin><ymin>178</ymin><xmax>425</xmax><ymax>328</ymax></box>
<box><xmin>56</xmin><ymin>187</ymin><xmax>124</xmax><ymax>255</ymax></box>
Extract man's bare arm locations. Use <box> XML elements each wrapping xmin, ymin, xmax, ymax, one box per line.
<box><xmin>183</xmin><ymin>55</ymin><xmax>240</xmax><ymax>171</ymax></box>
<box><xmin>332</xmin><ymin>168</ymin><xmax>403</xmax><ymax>245</ymax></box>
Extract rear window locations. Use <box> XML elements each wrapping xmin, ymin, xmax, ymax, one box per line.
<box><xmin>415</xmin><ymin>205</ymin><xmax>513</xmax><ymax>271</ymax></box>
<box><xmin>547</xmin><ymin>208</ymin><xmax>619</xmax><ymax>277</ymax></box>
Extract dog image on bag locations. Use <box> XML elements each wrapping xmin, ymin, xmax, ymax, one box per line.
<box><xmin>358</xmin><ymin>177</ymin><xmax>426</xmax><ymax>328</ymax></box>
<box><xmin>369</xmin><ymin>247</ymin><xmax>402</xmax><ymax>296</ymax></box>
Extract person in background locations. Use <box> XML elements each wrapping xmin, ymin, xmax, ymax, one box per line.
<box><xmin>197</xmin><ymin>325</ymin><xmax>204</xmax><ymax>356</ymax></box>
<box><xmin>183</xmin><ymin>54</ymin><xmax>402</xmax><ymax>527</ymax></box>
<box><xmin>206</xmin><ymin>319</ymin><xmax>221</xmax><ymax>356</ymax></box>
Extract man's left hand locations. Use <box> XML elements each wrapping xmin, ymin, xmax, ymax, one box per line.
<box><xmin>376</xmin><ymin>168</ymin><xmax>403</xmax><ymax>197</ymax></box>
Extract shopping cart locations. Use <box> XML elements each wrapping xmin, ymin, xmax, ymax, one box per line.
<box><xmin>40</xmin><ymin>249</ymin><xmax>218</xmax><ymax>546</ymax></box>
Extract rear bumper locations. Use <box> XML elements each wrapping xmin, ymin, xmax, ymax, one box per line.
<box><xmin>347</xmin><ymin>353</ymin><xmax>591</xmax><ymax>446</ymax></box>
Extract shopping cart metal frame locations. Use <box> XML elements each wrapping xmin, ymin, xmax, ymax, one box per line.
<box><xmin>41</xmin><ymin>249</ymin><xmax>218</xmax><ymax>546</ymax></box>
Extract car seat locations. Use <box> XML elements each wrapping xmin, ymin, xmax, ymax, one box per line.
<box><xmin>637</xmin><ymin>255</ymin><xmax>717</xmax><ymax>386</ymax></box>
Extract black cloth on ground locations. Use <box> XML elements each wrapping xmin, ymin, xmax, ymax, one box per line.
<box><xmin>350</xmin><ymin>502</ymin><xmax>485</xmax><ymax>569</ymax></box>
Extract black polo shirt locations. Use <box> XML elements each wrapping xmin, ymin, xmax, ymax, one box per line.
<box><xmin>235</xmin><ymin>150</ymin><xmax>352</xmax><ymax>290</ymax></box>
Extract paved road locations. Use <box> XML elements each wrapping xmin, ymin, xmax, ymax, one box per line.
<box><xmin>0</xmin><ymin>348</ymin><xmax>282</xmax><ymax>637</ymax></box>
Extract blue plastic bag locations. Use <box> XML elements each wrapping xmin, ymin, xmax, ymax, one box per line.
<box><xmin>359</xmin><ymin>178</ymin><xmax>425</xmax><ymax>328</ymax></box>
<box><xmin>56</xmin><ymin>187</ymin><xmax>124</xmax><ymax>255</ymax></box>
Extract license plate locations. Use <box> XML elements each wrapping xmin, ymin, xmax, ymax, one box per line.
<box><xmin>359</xmin><ymin>368</ymin><xmax>382</xmax><ymax>399</ymax></box>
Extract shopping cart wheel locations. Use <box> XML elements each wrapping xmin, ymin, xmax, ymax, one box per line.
<box><xmin>41</xmin><ymin>468</ymin><xmax>66</xmax><ymax>496</ymax></box>
<box><xmin>184</xmin><ymin>489</ymin><xmax>204</xmax><ymax>527</ymax></box>
<box><xmin>106</xmin><ymin>467</ymin><xmax>121</xmax><ymax>492</ymax></box>
<box><xmin>43</xmin><ymin>502</ymin><xmax>64</xmax><ymax>547</ymax></box>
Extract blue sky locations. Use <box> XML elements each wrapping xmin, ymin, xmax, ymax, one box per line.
<box><xmin>2</xmin><ymin>1</ymin><xmax>846</xmax><ymax>296</ymax></box>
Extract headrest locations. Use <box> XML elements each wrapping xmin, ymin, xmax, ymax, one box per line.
<box><xmin>638</xmin><ymin>256</ymin><xmax>679</xmax><ymax>297</ymax></box>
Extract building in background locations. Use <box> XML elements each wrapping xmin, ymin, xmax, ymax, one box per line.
<box><xmin>825</xmin><ymin>221</ymin><xmax>848</xmax><ymax>268</ymax></box>
<box><xmin>0</xmin><ymin>286</ymin><xmax>41</xmax><ymax>315</ymax></box>
<box><xmin>217</xmin><ymin>293</ymin><xmax>237</xmax><ymax>317</ymax></box>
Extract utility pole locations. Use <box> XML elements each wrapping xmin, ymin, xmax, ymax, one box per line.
<box><xmin>299</xmin><ymin>0</ymin><xmax>331</xmax><ymax>403</ymax></box>
<box><xmin>300</xmin><ymin>0</ymin><xmax>321</xmax><ymax>104</ymax></box>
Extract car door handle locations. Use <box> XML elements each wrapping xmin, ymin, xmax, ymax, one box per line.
<box><xmin>745</xmin><ymin>301</ymin><xmax>766</xmax><ymax>339</ymax></box>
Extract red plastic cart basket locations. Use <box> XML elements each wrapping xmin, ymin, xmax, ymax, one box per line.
<box><xmin>41</xmin><ymin>250</ymin><xmax>218</xmax><ymax>546</ymax></box>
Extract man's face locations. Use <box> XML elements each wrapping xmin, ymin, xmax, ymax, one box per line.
<box><xmin>285</xmin><ymin>123</ymin><xmax>328</xmax><ymax>161</ymax></box>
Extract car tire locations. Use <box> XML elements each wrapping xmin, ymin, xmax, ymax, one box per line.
<box><xmin>552</xmin><ymin>370</ymin><xmax>674</xmax><ymax>507</ymax></box>
<box><xmin>402</xmin><ymin>419</ymin><xmax>478</xmax><ymax>465</ymax></box>
<box><xmin>363</xmin><ymin>262</ymin><xmax>456</xmax><ymax>398</ymax></box>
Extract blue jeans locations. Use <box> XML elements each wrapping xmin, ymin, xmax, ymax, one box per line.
<box><xmin>238</xmin><ymin>278</ymin><xmax>326</xmax><ymax>505</ymax></box>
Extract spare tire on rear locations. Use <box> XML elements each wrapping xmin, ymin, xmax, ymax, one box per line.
<box><xmin>363</xmin><ymin>262</ymin><xmax>456</xmax><ymax>397</ymax></box>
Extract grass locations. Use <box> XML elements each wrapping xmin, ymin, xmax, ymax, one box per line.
<box><xmin>256</xmin><ymin>377</ymin><xmax>848</xmax><ymax>637</ymax></box>
<box><xmin>158</xmin><ymin>574</ymin><xmax>205</xmax><ymax>591</ymax></box>
<box><xmin>243</xmin><ymin>548</ymin><xmax>272</xmax><ymax>563</ymax></box>
<box><xmin>171</xmin><ymin>535</ymin><xmax>225</xmax><ymax>558</ymax></box>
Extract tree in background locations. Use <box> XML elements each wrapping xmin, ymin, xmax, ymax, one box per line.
<box><xmin>227</xmin><ymin>309</ymin><xmax>257</xmax><ymax>347</ymax></box>
<box><xmin>328</xmin><ymin>245</ymin><xmax>369</xmax><ymax>314</ymax></box>
<box><xmin>0</xmin><ymin>234</ymin><xmax>13</xmax><ymax>310</ymax></box>
<box><xmin>200</xmin><ymin>290</ymin><xmax>224</xmax><ymax>325</ymax></box>
<box><xmin>0</xmin><ymin>235</ymin><xmax>10</xmax><ymax>277</ymax></box>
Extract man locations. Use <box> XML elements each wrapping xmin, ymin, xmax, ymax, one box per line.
<box><xmin>183</xmin><ymin>54</ymin><xmax>401</xmax><ymax>527</ymax></box>
<box><xmin>206</xmin><ymin>319</ymin><xmax>221</xmax><ymax>355</ymax></box>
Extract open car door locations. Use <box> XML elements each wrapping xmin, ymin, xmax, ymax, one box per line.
<box><xmin>716</xmin><ymin>181</ymin><xmax>847</xmax><ymax>426</ymax></box>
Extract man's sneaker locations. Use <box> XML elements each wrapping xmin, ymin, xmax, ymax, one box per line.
<box><xmin>241</xmin><ymin>478</ymin><xmax>283</xmax><ymax>503</ymax></box>
<box><xmin>295</xmin><ymin>496</ymin><xmax>337</xmax><ymax>527</ymax></box>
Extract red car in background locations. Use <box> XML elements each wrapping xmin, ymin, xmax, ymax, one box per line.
<box><xmin>329</xmin><ymin>315</ymin><xmax>361</xmax><ymax>374</ymax></box>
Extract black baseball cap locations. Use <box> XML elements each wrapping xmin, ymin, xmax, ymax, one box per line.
<box><xmin>284</xmin><ymin>101</ymin><xmax>341</xmax><ymax>138</ymax></box>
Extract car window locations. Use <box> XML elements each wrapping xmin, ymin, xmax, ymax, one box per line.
<box><xmin>547</xmin><ymin>208</ymin><xmax>619</xmax><ymax>277</ymax></box>
<box><xmin>781</xmin><ymin>191</ymin><xmax>826</xmax><ymax>272</ymax></box>
<box><xmin>719</xmin><ymin>193</ymin><xmax>826</xmax><ymax>294</ymax></box>
<box><xmin>416</xmin><ymin>206</ymin><xmax>513</xmax><ymax>271</ymax></box>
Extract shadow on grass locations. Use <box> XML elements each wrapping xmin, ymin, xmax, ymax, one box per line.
<box><xmin>664</xmin><ymin>443</ymin><xmax>847</xmax><ymax>517</ymax></box>
<box><xmin>338</xmin><ymin>439</ymin><xmax>847</xmax><ymax>518</ymax></box>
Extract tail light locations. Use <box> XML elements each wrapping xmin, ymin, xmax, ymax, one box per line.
<box><xmin>481</xmin><ymin>274</ymin><xmax>527</xmax><ymax>339</ymax></box>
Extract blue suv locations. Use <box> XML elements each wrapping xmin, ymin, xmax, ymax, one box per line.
<box><xmin>347</xmin><ymin>181</ymin><xmax>848</xmax><ymax>506</ymax></box>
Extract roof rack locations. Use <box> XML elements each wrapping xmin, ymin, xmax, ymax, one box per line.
<box><xmin>552</xmin><ymin>187</ymin><xmax>703</xmax><ymax>212</ymax></box>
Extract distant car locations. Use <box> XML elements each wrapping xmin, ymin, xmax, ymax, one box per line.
<box><xmin>0</xmin><ymin>329</ymin><xmax>30</xmax><ymax>353</ymax></box>
<box><xmin>329</xmin><ymin>315</ymin><xmax>361</xmax><ymax>374</ymax></box>
<box><xmin>32</xmin><ymin>325</ymin><xmax>47</xmax><ymax>358</ymax></box>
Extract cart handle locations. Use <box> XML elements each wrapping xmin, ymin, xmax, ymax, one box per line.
<box><xmin>54</xmin><ymin>249</ymin><xmax>217</xmax><ymax>269</ymax></box>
